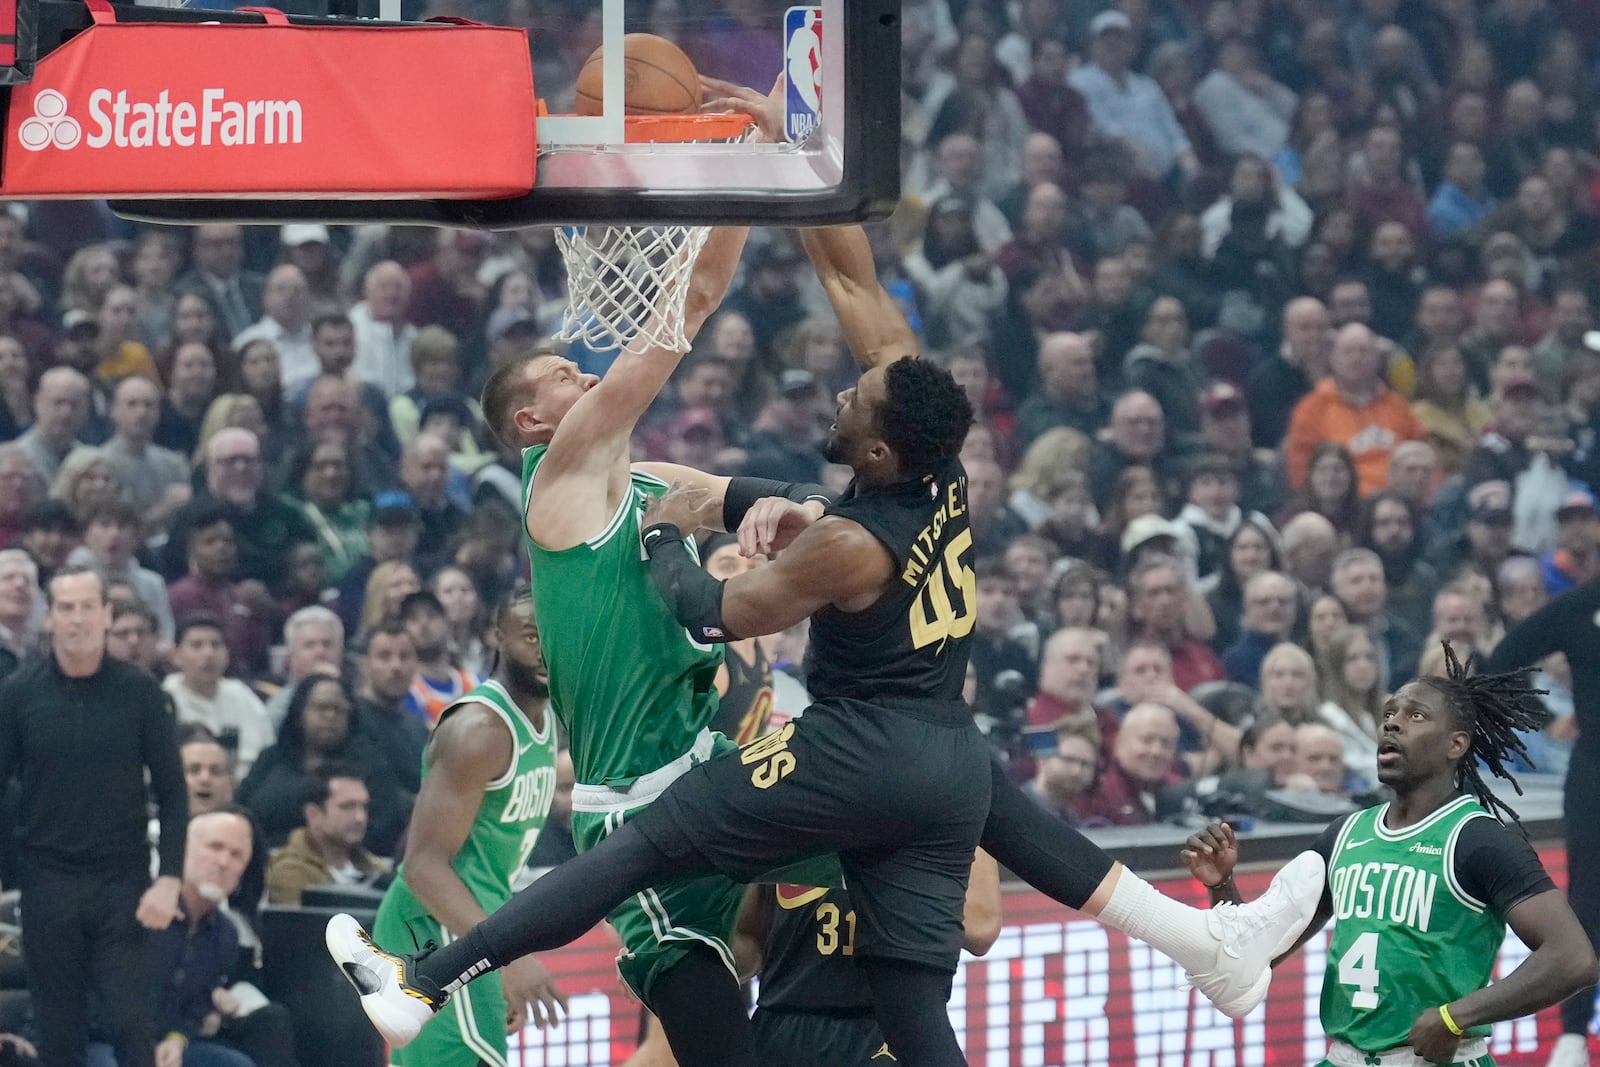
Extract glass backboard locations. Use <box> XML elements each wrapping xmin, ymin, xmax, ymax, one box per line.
<box><xmin>18</xmin><ymin>0</ymin><xmax>904</xmax><ymax>227</ymax></box>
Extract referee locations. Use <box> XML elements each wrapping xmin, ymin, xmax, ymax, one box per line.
<box><xmin>0</xmin><ymin>565</ymin><xmax>188</xmax><ymax>1067</ymax></box>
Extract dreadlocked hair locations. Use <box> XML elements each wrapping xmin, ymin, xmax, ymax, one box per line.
<box><xmin>1417</xmin><ymin>641</ymin><xmax>1547</xmax><ymax>825</ymax></box>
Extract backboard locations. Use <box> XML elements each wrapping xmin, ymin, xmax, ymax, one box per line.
<box><xmin>4</xmin><ymin>0</ymin><xmax>903</xmax><ymax>227</ymax></box>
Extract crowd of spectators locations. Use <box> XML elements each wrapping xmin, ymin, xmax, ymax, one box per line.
<box><xmin>0</xmin><ymin>0</ymin><xmax>1596</xmax><ymax>1058</ymax></box>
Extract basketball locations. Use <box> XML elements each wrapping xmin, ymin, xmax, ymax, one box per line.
<box><xmin>574</xmin><ymin>33</ymin><xmax>701</xmax><ymax>116</ymax></box>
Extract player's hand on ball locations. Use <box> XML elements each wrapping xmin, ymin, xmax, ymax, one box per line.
<box><xmin>1180</xmin><ymin>821</ymin><xmax>1239</xmax><ymax>888</ymax></box>
<box><xmin>701</xmin><ymin>73</ymin><xmax>786</xmax><ymax>142</ymax></box>
<box><xmin>643</xmin><ymin>481</ymin><xmax>721</xmax><ymax>535</ymax></box>
<box><xmin>504</xmin><ymin>955</ymin><xmax>568</xmax><ymax>1033</ymax></box>
<box><xmin>738</xmin><ymin>497</ymin><xmax>825</xmax><ymax>558</ymax></box>
<box><xmin>1407</xmin><ymin>1005</ymin><xmax>1461</xmax><ymax>1063</ymax></box>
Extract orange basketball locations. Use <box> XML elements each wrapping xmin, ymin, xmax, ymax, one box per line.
<box><xmin>574</xmin><ymin>33</ymin><xmax>701</xmax><ymax>116</ymax></box>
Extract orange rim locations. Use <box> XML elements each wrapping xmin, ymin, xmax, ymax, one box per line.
<box><xmin>623</xmin><ymin>113</ymin><xmax>755</xmax><ymax>143</ymax></box>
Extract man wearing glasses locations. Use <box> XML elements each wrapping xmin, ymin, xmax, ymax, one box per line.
<box><xmin>163</xmin><ymin>427</ymin><xmax>316</xmax><ymax>584</ymax></box>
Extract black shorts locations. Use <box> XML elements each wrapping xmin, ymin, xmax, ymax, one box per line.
<box><xmin>637</xmin><ymin>698</ymin><xmax>991</xmax><ymax>971</ymax></box>
<box><xmin>751</xmin><ymin>1009</ymin><xmax>895</xmax><ymax>1065</ymax></box>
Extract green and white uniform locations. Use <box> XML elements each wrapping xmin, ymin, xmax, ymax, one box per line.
<box><xmin>1318</xmin><ymin>796</ymin><xmax>1508</xmax><ymax>1067</ymax></box>
<box><xmin>521</xmin><ymin>445</ymin><xmax>746</xmax><ymax>1000</ymax></box>
<box><xmin>372</xmin><ymin>680</ymin><xmax>557</xmax><ymax>1067</ymax></box>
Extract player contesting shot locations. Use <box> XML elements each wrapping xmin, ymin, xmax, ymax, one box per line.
<box><xmin>1182</xmin><ymin>644</ymin><xmax>1596</xmax><ymax>1067</ymax></box>
<box><xmin>368</xmin><ymin>587</ymin><xmax>565</xmax><ymax>1067</ymax></box>
<box><xmin>328</xmin><ymin>77</ymin><xmax>1324</xmax><ymax>1067</ymax></box>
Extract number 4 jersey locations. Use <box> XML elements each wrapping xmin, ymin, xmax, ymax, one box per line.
<box><xmin>1316</xmin><ymin>794</ymin><xmax>1555</xmax><ymax>1053</ymax></box>
<box><xmin>805</xmin><ymin>457</ymin><xmax>974</xmax><ymax>706</ymax></box>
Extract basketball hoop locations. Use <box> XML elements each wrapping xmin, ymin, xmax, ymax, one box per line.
<box><xmin>554</xmin><ymin>113</ymin><xmax>756</xmax><ymax>354</ymax></box>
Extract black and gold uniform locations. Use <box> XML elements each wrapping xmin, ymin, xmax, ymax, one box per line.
<box><xmin>749</xmin><ymin>883</ymin><xmax>897</xmax><ymax>1065</ymax></box>
<box><xmin>649</xmin><ymin>457</ymin><xmax>991</xmax><ymax>972</ymax></box>
<box><xmin>716</xmin><ymin>642</ymin><xmax>775</xmax><ymax>745</ymax></box>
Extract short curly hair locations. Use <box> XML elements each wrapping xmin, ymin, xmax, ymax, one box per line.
<box><xmin>877</xmin><ymin>357</ymin><xmax>974</xmax><ymax>478</ymax></box>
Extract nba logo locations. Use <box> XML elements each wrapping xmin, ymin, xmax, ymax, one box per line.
<box><xmin>784</xmin><ymin>6</ymin><xmax>822</xmax><ymax>143</ymax></box>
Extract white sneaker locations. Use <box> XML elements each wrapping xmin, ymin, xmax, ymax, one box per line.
<box><xmin>325</xmin><ymin>912</ymin><xmax>443</xmax><ymax>1046</ymax></box>
<box><xmin>1188</xmin><ymin>851</ymin><xmax>1326</xmax><ymax>1019</ymax></box>
<box><xmin>1547</xmin><ymin>1034</ymin><xmax>1592</xmax><ymax>1067</ymax></box>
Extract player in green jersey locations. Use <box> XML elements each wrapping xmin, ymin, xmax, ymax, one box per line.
<box><xmin>365</xmin><ymin>587</ymin><xmax>566</xmax><ymax>1067</ymax></box>
<box><xmin>1184</xmin><ymin>644</ymin><xmax>1597</xmax><ymax>1066</ymax></box>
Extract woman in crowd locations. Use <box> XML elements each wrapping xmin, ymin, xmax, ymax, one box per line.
<box><xmin>1315</xmin><ymin>624</ymin><xmax>1385</xmax><ymax>787</ymax></box>
<box><xmin>288</xmin><ymin>434</ymin><xmax>371</xmax><ymax>583</ymax></box>
<box><xmin>1051</xmin><ymin>563</ymin><xmax>1102</xmax><ymax>633</ymax></box>
<box><xmin>358</xmin><ymin>561</ymin><xmax>421</xmax><ymax>641</ymax></box>
<box><xmin>429</xmin><ymin>564</ymin><xmax>489</xmax><ymax>677</ymax></box>
<box><xmin>1287</xmin><ymin>442</ymin><xmax>1360</xmax><ymax>536</ymax></box>
<box><xmin>1104</xmin><ymin>466</ymin><xmax>1166</xmax><ymax>550</ymax></box>
<box><xmin>58</xmin><ymin>242</ymin><xmax>120</xmax><ymax>316</ymax></box>
<box><xmin>1256</xmin><ymin>642</ymin><xmax>1321</xmax><ymax>726</ymax></box>
<box><xmin>129</xmin><ymin>231</ymin><xmax>181</xmax><ymax>350</ymax></box>
<box><xmin>777</xmin><ymin>316</ymin><xmax>855</xmax><ymax>399</ymax></box>
<box><xmin>235</xmin><ymin>338</ymin><xmax>294</xmax><ymax>463</ymax></box>
<box><xmin>154</xmin><ymin>340</ymin><xmax>221</xmax><ymax>457</ymax></box>
<box><xmin>1205</xmin><ymin>519</ymin><xmax>1282</xmax><ymax>655</ymax></box>
<box><xmin>1410</xmin><ymin>345</ymin><xmax>1490</xmax><ymax>476</ymax></box>
<box><xmin>157</xmin><ymin>290</ymin><xmax>228</xmax><ymax>383</ymax></box>
<box><xmin>47</xmin><ymin>446</ymin><xmax>115</xmax><ymax>524</ymax></box>
<box><xmin>238</xmin><ymin>672</ymin><xmax>407</xmax><ymax>854</ymax></box>
<box><xmin>1305</xmin><ymin>593</ymin><xmax>1350</xmax><ymax>662</ymax></box>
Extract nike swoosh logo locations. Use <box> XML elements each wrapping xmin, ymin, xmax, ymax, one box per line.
<box><xmin>775</xmin><ymin>885</ymin><xmax>828</xmax><ymax>910</ymax></box>
<box><xmin>519</xmin><ymin>741</ymin><xmax>537</xmax><ymax>755</ymax></box>
<box><xmin>1345</xmin><ymin>838</ymin><xmax>1372</xmax><ymax>849</ymax></box>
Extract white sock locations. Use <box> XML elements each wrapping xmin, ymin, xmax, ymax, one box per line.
<box><xmin>1095</xmin><ymin>869</ymin><xmax>1218</xmax><ymax>974</ymax></box>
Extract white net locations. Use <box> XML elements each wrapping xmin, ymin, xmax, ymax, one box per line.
<box><xmin>554</xmin><ymin>223</ymin><xmax>712</xmax><ymax>354</ymax></box>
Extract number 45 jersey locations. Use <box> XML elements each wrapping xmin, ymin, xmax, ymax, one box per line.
<box><xmin>805</xmin><ymin>458</ymin><xmax>974</xmax><ymax>706</ymax></box>
<box><xmin>1319</xmin><ymin>795</ymin><xmax>1551</xmax><ymax>1053</ymax></box>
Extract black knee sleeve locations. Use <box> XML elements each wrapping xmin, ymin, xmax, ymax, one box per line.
<box><xmin>979</xmin><ymin>756</ymin><xmax>1114</xmax><ymax>909</ymax></box>
<box><xmin>648</xmin><ymin>945</ymin><xmax>756</xmax><ymax>1067</ymax></box>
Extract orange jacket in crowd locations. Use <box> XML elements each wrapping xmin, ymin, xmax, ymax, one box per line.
<box><xmin>1284</xmin><ymin>379</ymin><xmax>1424</xmax><ymax>495</ymax></box>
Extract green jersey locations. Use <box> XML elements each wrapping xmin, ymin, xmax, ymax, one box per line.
<box><xmin>522</xmin><ymin>445</ymin><xmax>723</xmax><ymax>787</ymax></box>
<box><xmin>387</xmin><ymin>680</ymin><xmax>558</xmax><ymax>913</ymax></box>
<box><xmin>1321</xmin><ymin>795</ymin><xmax>1505</xmax><ymax>1052</ymax></box>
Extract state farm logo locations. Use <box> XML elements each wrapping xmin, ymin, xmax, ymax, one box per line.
<box><xmin>16</xmin><ymin>87</ymin><xmax>302</xmax><ymax>151</ymax></box>
<box><xmin>18</xmin><ymin>90</ymin><xmax>82</xmax><ymax>151</ymax></box>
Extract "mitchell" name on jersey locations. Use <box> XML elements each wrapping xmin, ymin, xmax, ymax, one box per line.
<box><xmin>1329</xmin><ymin>860</ymin><xmax>1439</xmax><ymax>933</ymax></box>
<box><xmin>901</xmin><ymin>477</ymin><xmax>969</xmax><ymax>587</ymax></box>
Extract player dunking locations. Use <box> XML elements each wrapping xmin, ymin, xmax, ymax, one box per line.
<box><xmin>329</xmin><ymin>217</ymin><xmax>1325</xmax><ymax>1065</ymax></box>
<box><xmin>367</xmin><ymin>588</ymin><xmax>565</xmax><ymax>1067</ymax></box>
<box><xmin>1183</xmin><ymin>645</ymin><xmax>1596</xmax><ymax>1067</ymax></box>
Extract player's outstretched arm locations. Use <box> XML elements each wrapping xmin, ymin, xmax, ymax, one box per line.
<box><xmin>801</xmin><ymin>225</ymin><xmax>920</xmax><ymax>372</ymax></box>
<box><xmin>962</xmin><ymin>850</ymin><xmax>1003</xmax><ymax>956</ymax></box>
<box><xmin>641</xmin><ymin>512</ymin><xmax>893</xmax><ymax>640</ymax></box>
<box><xmin>1408</xmin><ymin>890</ymin><xmax>1597</xmax><ymax>1062</ymax></box>
<box><xmin>544</xmin><ymin>226</ymin><xmax>750</xmax><ymax>474</ymax></box>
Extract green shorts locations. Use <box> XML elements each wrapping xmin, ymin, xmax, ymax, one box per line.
<box><xmin>573</xmin><ymin>804</ymin><xmax>747</xmax><ymax>1004</ymax></box>
<box><xmin>372</xmin><ymin>893</ymin><xmax>512</xmax><ymax>1067</ymax></box>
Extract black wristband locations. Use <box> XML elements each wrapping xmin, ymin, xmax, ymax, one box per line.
<box><xmin>642</xmin><ymin>522</ymin><xmax>733</xmax><ymax>642</ymax></box>
<box><xmin>641</xmin><ymin>522</ymin><xmax>685</xmax><ymax>557</ymax></box>
<box><xmin>722</xmin><ymin>477</ymin><xmax>834</xmax><ymax>531</ymax></box>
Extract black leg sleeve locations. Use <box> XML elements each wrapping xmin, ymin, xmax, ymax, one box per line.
<box><xmin>647</xmin><ymin>945</ymin><xmax>757</xmax><ymax>1067</ymax></box>
<box><xmin>412</xmin><ymin>820</ymin><xmax>706</xmax><ymax>993</ymax></box>
<box><xmin>979</xmin><ymin>755</ymin><xmax>1115</xmax><ymax>910</ymax></box>
<box><xmin>861</xmin><ymin>958</ymin><xmax>966</xmax><ymax>1066</ymax></box>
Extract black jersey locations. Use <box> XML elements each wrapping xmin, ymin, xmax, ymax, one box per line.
<box><xmin>715</xmin><ymin>642</ymin><xmax>775</xmax><ymax>745</ymax></box>
<box><xmin>805</xmin><ymin>457</ymin><xmax>974</xmax><ymax>706</ymax></box>
<box><xmin>758</xmin><ymin>883</ymin><xmax>873</xmax><ymax>1014</ymax></box>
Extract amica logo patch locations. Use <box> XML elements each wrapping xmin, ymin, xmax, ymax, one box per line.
<box><xmin>18</xmin><ymin>90</ymin><xmax>82</xmax><ymax>151</ymax></box>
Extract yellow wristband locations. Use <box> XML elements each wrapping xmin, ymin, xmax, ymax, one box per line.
<box><xmin>166</xmin><ymin>1031</ymin><xmax>189</xmax><ymax>1049</ymax></box>
<box><xmin>1438</xmin><ymin>1004</ymin><xmax>1464</xmax><ymax>1036</ymax></box>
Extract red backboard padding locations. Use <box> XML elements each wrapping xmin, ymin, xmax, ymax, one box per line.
<box><xmin>0</xmin><ymin>3</ymin><xmax>535</xmax><ymax>199</ymax></box>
